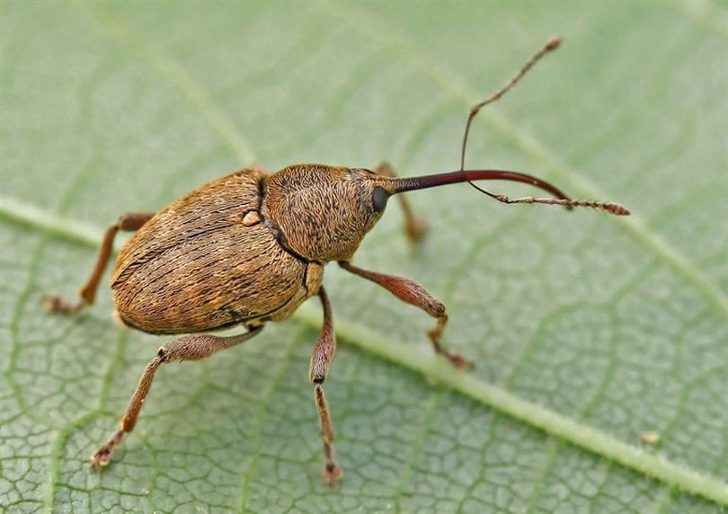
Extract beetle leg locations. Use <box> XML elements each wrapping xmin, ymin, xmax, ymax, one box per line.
<box><xmin>90</xmin><ymin>325</ymin><xmax>263</xmax><ymax>470</ymax></box>
<box><xmin>43</xmin><ymin>212</ymin><xmax>155</xmax><ymax>314</ymax></box>
<box><xmin>374</xmin><ymin>161</ymin><xmax>427</xmax><ymax>243</ymax></box>
<box><xmin>339</xmin><ymin>261</ymin><xmax>473</xmax><ymax>369</ymax></box>
<box><xmin>308</xmin><ymin>286</ymin><xmax>343</xmax><ymax>484</ymax></box>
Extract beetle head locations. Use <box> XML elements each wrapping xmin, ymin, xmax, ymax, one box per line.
<box><xmin>262</xmin><ymin>164</ymin><xmax>629</xmax><ymax>263</ymax></box>
<box><xmin>262</xmin><ymin>165</ymin><xmax>396</xmax><ymax>262</ymax></box>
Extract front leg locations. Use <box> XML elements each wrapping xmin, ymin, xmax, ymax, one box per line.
<box><xmin>339</xmin><ymin>261</ymin><xmax>472</xmax><ymax>369</ymax></box>
<box><xmin>308</xmin><ymin>286</ymin><xmax>343</xmax><ymax>484</ymax></box>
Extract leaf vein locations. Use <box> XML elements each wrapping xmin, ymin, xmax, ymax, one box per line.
<box><xmin>77</xmin><ymin>1</ymin><xmax>256</xmax><ymax>165</ymax></box>
<box><xmin>312</xmin><ymin>0</ymin><xmax>728</xmax><ymax>318</ymax></box>
<box><xmin>1</xmin><ymin>194</ymin><xmax>726</xmax><ymax>505</ymax></box>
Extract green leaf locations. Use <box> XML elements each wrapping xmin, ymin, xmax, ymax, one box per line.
<box><xmin>2</xmin><ymin>1</ymin><xmax>726</xmax><ymax>512</ymax></box>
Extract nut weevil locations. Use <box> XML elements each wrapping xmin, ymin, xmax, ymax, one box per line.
<box><xmin>44</xmin><ymin>37</ymin><xmax>629</xmax><ymax>483</ymax></box>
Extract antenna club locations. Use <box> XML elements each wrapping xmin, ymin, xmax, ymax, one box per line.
<box><xmin>546</xmin><ymin>36</ymin><xmax>563</xmax><ymax>51</ymax></box>
<box><xmin>605</xmin><ymin>203</ymin><xmax>630</xmax><ymax>216</ymax></box>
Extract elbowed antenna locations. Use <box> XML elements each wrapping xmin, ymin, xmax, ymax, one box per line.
<box><xmin>384</xmin><ymin>36</ymin><xmax>630</xmax><ymax>218</ymax></box>
<box><xmin>460</xmin><ymin>37</ymin><xmax>563</xmax><ymax>171</ymax></box>
<box><xmin>388</xmin><ymin>170</ymin><xmax>630</xmax><ymax>216</ymax></box>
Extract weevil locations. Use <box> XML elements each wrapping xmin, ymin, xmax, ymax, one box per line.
<box><xmin>43</xmin><ymin>37</ymin><xmax>629</xmax><ymax>483</ymax></box>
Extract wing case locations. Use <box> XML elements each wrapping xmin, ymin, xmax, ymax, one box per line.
<box><xmin>111</xmin><ymin>169</ymin><xmax>309</xmax><ymax>334</ymax></box>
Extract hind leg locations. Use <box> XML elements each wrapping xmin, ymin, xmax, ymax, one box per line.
<box><xmin>43</xmin><ymin>212</ymin><xmax>154</xmax><ymax>314</ymax></box>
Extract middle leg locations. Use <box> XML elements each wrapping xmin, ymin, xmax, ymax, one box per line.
<box><xmin>91</xmin><ymin>325</ymin><xmax>263</xmax><ymax>469</ymax></box>
<box><xmin>308</xmin><ymin>286</ymin><xmax>343</xmax><ymax>484</ymax></box>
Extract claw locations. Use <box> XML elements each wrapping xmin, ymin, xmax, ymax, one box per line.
<box><xmin>324</xmin><ymin>462</ymin><xmax>343</xmax><ymax>485</ymax></box>
<box><xmin>90</xmin><ymin>430</ymin><xmax>124</xmax><ymax>470</ymax></box>
<box><xmin>444</xmin><ymin>351</ymin><xmax>474</xmax><ymax>370</ymax></box>
<box><xmin>406</xmin><ymin>217</ymin><xmax>428</xmax><ymax>244</ymax></box>
<box><xmin>42</xmin><ymin>294</ymin><xmax>84</xmax><ymax>315</ymax></box>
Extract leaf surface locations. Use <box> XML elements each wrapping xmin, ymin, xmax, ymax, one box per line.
<box><xmin>1</xmin><ymin>1</ymin><xmax>726</xmax><ymax>512</ymax></box>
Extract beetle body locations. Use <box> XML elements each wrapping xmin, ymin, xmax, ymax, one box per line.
<box><xmin>112</xmin><ymin>165</ymin><xmax>390</xmax><ymax>335</ymax></box>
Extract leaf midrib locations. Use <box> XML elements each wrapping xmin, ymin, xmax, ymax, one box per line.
<box><xmin>1</xmin><ymin>196</ymin><xmax>726</xmax><ymax>506</ymax></box>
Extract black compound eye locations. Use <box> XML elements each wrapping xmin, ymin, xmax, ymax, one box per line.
<box><xmin>372</xmin><ymin>186</ymin><xmax>389</xmax><ymax>213</ymax></box>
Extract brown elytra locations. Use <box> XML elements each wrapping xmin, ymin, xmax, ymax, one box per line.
<box><xmin>43</xmin><ymin>37</ymin><xmax>628</xmax><ymax>484</ymax></box>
